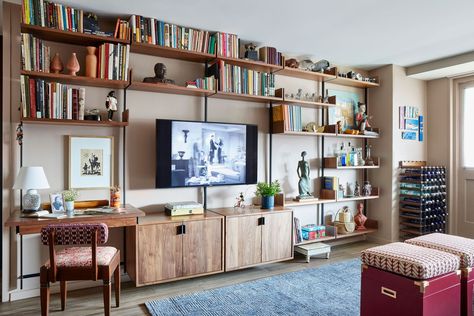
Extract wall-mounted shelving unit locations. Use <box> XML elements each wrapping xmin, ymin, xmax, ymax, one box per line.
<box><xmin>21</xmin><ymin>70</ymin><xmax>129</xmax><ymax>89</ymax></box>
<box><xmin>128</xmin><ymin>82</ymin><xmax>215</xmax><ymax>97</ymax></box>
<box><xmin>20</xmin><ymin>117</ymin><xmax>129</xmax><ymax>127</ymax></box>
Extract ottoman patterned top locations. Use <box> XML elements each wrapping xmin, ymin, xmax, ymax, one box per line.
<box><xmin>361</xmin><ymin>242</ymin><xmax>460</xmax><ymax>280</ymax></box>
<box><xmin>406</xmin><ymin>233</ymin><xmax>474</xmax><ymax>269</ymax></box>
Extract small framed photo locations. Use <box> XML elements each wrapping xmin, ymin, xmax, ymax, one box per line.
<box><xmin>68</xmin><ymin>136</ymin><xmax>114</xmax><ymax>189</ymax></box>
<box><xmin>50</xmin><ymin>193</ymin><xmax>65</xmax><ymax>213</ymax></box>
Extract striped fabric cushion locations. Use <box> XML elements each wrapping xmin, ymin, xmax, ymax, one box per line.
<box><xmin>361</xmin><ymin>242</ymin><xmax>460</xmax><ymax>280</ymax></box>
<box><xmin>406</xmin><ymin>233</ymin><xmax>474</xmax><ymax>269</ymax></box>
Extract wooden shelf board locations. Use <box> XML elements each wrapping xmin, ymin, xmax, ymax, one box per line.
<box><xmin>128</xmin><ymin>82</ymin><xmax>215</xmax><ymax>96</ymax></box>
<box><xmin>21</xmin><ymin>24</ymin><xmax>128</xmax><ymax>46</ymax></box>
<box><xmin>273</xmin><ymin>131</ymin><xmax>337</xmax><ymax>137</ymax></box>
<box><xmin>21</xmin><ymin>118</ymin><xmax>128</xmax><ymax>127</ymax></box>
<box><xmin>334</xmin><ymin>228</ymin><xmax>377</xmax><ymax>240</ymax></box>
<box><xmin>329</xmin><ymin>76</ymin><xmax>380</xmax><ymax>88</ymax></box>
<box><xmin>21</xmin><ymin>70</ymin><xmax>128</xmax><ymax>89</ymax></box>
<box><xmin>217</xmin><ymin>56</ymin><xmax>283</xmax><ymax>73</ymax></box>
<box><xmin>130</xmin><ymin>42</ymin><xmax>215</xmax><ymax>62</ymax></box>
<box><xmin>336</xmin><ymin>195</ymin><xmax>379</xmax><ymax>202</ymax></box>
<box><xmin>332</xmin><ymin>165</ymin><xmax>380</xmax><ymax>170</ymax></box>
<box><xmin>276</xmin><ymin>67</ymin><xmax>336</xmax><ymax>82</ymax></box>
<box><xmin>280</xmin><ymin>98</ymin><xmax>336</xmax><ymax>109</ymax></box>
<box><xmin>295</xmin><ymin>236</ymin><xmax>336</xmax><ymax>245</ymax></box>
<box><xmin>336</xmin><ymin>133</ymin><xmax>380</xmax><ymax>139</ymax></box>
<box><xmin>284</xmin><ymin>199</ymin><xmax>337</xmax><ymax>207</ymax></box>
<box><xmin>210</xmin><ymin>91</ymin><xmax>283</xmax><ymax>103</ymax></box>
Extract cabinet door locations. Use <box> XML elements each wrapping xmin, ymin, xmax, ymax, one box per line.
<box><xmin>137</xmin><ymin>222</ymin><xmax>183</xmax><ymax>284</ymax></box>
<box><xmin>262</xmin><ymin>211</ymin><xmax>293</xmax><ymax>262</ymax></box>
<box><xmin>182</xmin><ymin>218</ymin><xmax>223</xmax><ymax>276</ymax></box>
<box><xmin>225</xmin><ymin>215</ymin><xmax>262</xmax><ymax>271</ymax></box>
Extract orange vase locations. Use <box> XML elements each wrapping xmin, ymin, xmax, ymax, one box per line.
<box><xmin>50</xmin><ymin>53</ymin><xmax>63</xmax><ymax>74</ymax></box>
<box><xmin>85</xmin><ymin>46</ymin><xmax>97</xmax><ymax>78</ymax></box>
<box><xmin>66</xmin><ymin>53</ymin><xmax>80</xmax><ymax>76</ymax></box>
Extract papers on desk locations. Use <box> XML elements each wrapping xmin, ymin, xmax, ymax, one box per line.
<box><xmin>21</xmin><ymin>211</ymin><xmax>67</xmax><ymax>219</ymax></box>
<box><xmin>75</xmin><ymin>207</ymin><xmax>126</xmax><ymax>215</ymax></box>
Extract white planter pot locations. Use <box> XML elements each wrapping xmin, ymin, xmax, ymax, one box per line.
<box><xmin>65</xmin><ymin>201</ymin><xmax>74</xmax><ymax>216</ymax></box>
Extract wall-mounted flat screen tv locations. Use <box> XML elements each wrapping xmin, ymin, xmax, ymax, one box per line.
<box><xmin>156</xmin><ymin>119</ymin><xmax>258</xmax><ymax>188</ymax></box>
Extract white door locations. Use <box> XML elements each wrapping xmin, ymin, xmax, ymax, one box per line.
<box><xmin>457</xmin><ymin>81</ymin><xmax>474</xmax><ymax>237</ymax></box>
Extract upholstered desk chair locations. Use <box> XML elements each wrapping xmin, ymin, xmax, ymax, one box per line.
<box><xmin>40</xmin><ymin>223</ymin><xmax>120</xmax><ymax>316</ymax></box>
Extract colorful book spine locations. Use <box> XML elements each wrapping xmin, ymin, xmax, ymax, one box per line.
<box><xmin>22</xmin><ymin>0</ymin><xmax>84</xmax><ymax>33</ymax></box>
<box><xmin>217</xmin><ymin>62</ymin><xmax>276</xmax><ymax>97</ymax></box>
<box><xmin>97</xmin><ymin>43</ymin><xmax>130</xmax><ymax>81</ymax></box>
<box><xmin>21</xmin><ymin>33</ymin><xmax>50</xmax><ymax>72</ymax></box>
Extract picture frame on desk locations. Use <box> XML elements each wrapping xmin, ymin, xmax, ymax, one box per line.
<box><xmin>49</xmin><ymin>193</ymin><xmax>65</xmax><ymax>213</ymax></box>
<box><xmin>68</xmin><ymin>136</ymin><xmax>114</xmax><ymax>189</ymax></box>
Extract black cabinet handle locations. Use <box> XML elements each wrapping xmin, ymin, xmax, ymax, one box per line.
<box><xmin>177</xmin><ymin>224</ymin><xmax>186</xmax><ymax>235</ymax></box>
<box><xmin>182</xmin><ymin>224</ymin><xmax>186</xmax><ymax>234</ymax></box>
<box><xmin>258</xmin><ymin>217</ymin><xmax>265</xmax><ymax>226</ymax></box>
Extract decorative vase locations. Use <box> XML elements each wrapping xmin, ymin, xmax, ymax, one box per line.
<box><xmin>50</xmin><ymin>53</ymin><xmax>63</xmax><ymax>74</ymax></box>
<box><xmin>66</xmin><ymin>53</ymin><xmax>80</xmax><ymax>76</ymax></box>
<box><xmin>261</xmin><ymin>195</ymin><xmax>274</xmax><ymax>209</ymax></box>
<box><xmin>110</xmin><ymin>187</ymin><xmax>121</xmax><ymax>208</ymax></box>
<box><xmin>65</xmin><ymin>201</ymin><xmax>74</xmax><ymax>217</ymax></box>
<box><xmin>85</xmin><ymin>46</ymin><xmax>97</xmax><ymax>78</ymax></box>
<box><xmin>354</xmin><ymin>203</ymin><xmax>367</xmax><ymax>230</ymax></box>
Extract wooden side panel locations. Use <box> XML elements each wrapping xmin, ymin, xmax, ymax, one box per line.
<box><xmin>137</xmin><ymin>223</ymin><xmax>182</xmax><ymax>284</ymax></box>
<box><xmin>125</xmin><ymin>226</ymin><xmax>137</xmax><ymax>284</ymax></box>
<box><xmin>225</xmin><ymin>215</ymin><xmax>262</xmax><ymax>271</ymax></box>
<box><xmin>182</xmin><ymin>218</ymin><xmax>223</xmax><ymax>276</ymax></box>
<box><xmin>262</xmin><ymin>211</ymin><xmax>293</xmax><ymax>262</ymax></box>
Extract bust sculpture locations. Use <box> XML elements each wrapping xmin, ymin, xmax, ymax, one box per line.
<box><xmin>296</xmin><ymin>151</ymin><xmax>312</xmax><ymax>200</ymax></box>
<box><xmin>143</xmin><ymin>63</ymin><xmax>175</xmax><ymax>84</ymax></box>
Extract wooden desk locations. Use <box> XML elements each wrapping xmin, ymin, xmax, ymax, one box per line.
<box><xmin>5</xmin><ymin>204</ymin><xmax>145</xmax><ymax>235</ymax></box>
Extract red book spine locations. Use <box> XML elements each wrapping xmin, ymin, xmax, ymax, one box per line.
<box><xmin>29</xmin><ymin>79</ymin><xmax>36</xmax><ymax>118</ymax></box>
<box><xmin>72</xmin><ymin>89</ymin><xmax>78</xmax><ymax>120</ymax></box>
<box><xmin>67</xmin><ymin>7</ymin><xmax>72</xmax><ymax>31</ymax></box>
<box><xmin>104</xmin><ymin>44</ymin><xmax>109</xmax><ymax>79</ymax></box>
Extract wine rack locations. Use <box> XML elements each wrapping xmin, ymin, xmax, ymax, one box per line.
<box><xmin>399</xmin><ymin>162</ymin><xmax>447</xmax><ymax>240</ymax></box>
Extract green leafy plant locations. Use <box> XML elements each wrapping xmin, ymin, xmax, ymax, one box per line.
<box><xmin>255</xmin><ymin>180</ymin><xmax>281</xmax><ymax>197</ymax></box>
<box><xmin>62</xmin><ymin>190</ymin><xmax>79</xmax><ymax>202</ymax></box>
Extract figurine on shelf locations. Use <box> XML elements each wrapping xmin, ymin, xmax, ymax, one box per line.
<box><xmin>312</xmin><ymin>59</ymin><xmax>330</xmax><ymax>73</ymax></box>
<box><xmin>354</xmin><ymin>202</ymin><xmax>367</xmax><ymax>230</ymax></box>
<box><xmin>362</xmin><ymin>180</ymin><xmax>372</xmax><ymax>197</ymax></box>
<box><xmin>356</xmin><ymin>102</ymin><xmax>372</xmax><ymax>132</ymax></box>
<box><xmin>295</xmin><ymin>89</ymin><xmax>303</xmax><ymax>100</ymax></box>
<box><xmin>105</xmin><ymin>91</ymin><xmax>118</xmax><ymax>121</ymax></box>
<box><xmin>66</xmin><ymin>53</ymin><xmax>80</xmax><ymax>76</ymax></box>
<box><xmin>295</xmin><ymin>151</ymin><xmax>313</xmax><ymax>200</ymax></box>
<box><xmin>299</xmin><ymin>59</ymin><xmax>314</xmax><ymax>71</ymax></box>
<box><xmin>365</xmin><ymin>144</ymin><xmax>374</xmax><ymax>166</ymax></box>
<box><xmin>143</xmin><ymin>63</ymin><xmax>175</xmax><ymax>84</ymax></box>
<box><xmin>234</xmin><ymin>192</ymin><xmax>245</xmax><ymax>208</ymax></box>
<box><xmin>354</xmin><ymin>181</ymin><xmax>360</xmax><ymax>197</ymax></box>
<box><xmin>285</xmin><ymin>58</ymin><xmax>299</xmax><ymax>68</ymax></box>
<box><xmin>244</xmin><ymin>43</ymin><xmax>258</xmax><ymax>61</ymax></box>
<box><xmin>50</xmin><ymin>53</ymin><xmax>63</xmax><ymax>74</ymax></box>
<box><xmin>304</xmin><ymin>122</ymin><xmax>318</xmax><ymax>133</ymax></box>
<box><xmin>336</xmin><ymin>120</ymin><xmax>343</xmax><ymax>134</ymax></box>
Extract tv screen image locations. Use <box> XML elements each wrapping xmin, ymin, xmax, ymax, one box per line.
<box><xmin>156</xmin><ymin>119</ymin><xmax>257</xmax><ymax>188</ymax></box>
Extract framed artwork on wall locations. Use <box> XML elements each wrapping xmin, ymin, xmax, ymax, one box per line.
<box><xmin>68</xmin><ymin>136</ymin><xmax>114</xmax><ymax>189</ymax></box>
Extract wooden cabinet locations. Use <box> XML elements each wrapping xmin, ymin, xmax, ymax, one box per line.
<box><xmin>212</xmin><ymin>207</ymin><xmax>293</xmax><ymax>271</ymax></box>
<box><xmin>126</xmin><ymin>212</ymin><xmax>224</xmax><ymax>286</ymax></box>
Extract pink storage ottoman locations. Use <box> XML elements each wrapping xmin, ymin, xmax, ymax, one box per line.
<box><xmin>361</xmin><ymin>242</ymin><xmax>461</xmax><ymax>316</ymax></box>
<box><xmin>406</xmin><ymin>233</ymin><xmax>474</xmax><ymax>316</ymax></box>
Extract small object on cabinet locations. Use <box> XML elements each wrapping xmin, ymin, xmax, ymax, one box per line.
<box><xmin>304</xmin><ymin>122</ymin><xmax>318</xmax><ymax>133</ymax></box>
<box><xmin>165</xmin><ymin>201</ymin><xmax>204</xmax><ymax>216</ymax></box>
<box><xmin>62</xmin><ymin>189</ymin><xmax>79</xmax><ymax>216</ymax></box>
<box><xmin>84</xmin><ymin>109</ymin><xmax>101</xmax><ymax>121</ymax></box>
<box><xmin>285</xmin><ymin>58</ymin><xmax>299</xmax><ymax>68</ymax></box>
<box><xmin>354</xmin><ymin>202</ymin><xmax>367</xmax><ymax>230</ymax></box>
<box><xmin>13</xmin><ymin>166</ymin><xmax>50</xmax><ymax>212</ymax></box>
<box><xmin>234</xmin><ymin>192</ymin><xmax>246</xmax><ymax>208</ymax></box>
<box><xmin>110</xmin><ymin>186</ymin><xmax>121</xmax><ymax>208</ymax></box>
<box><xmin>336</xmin><ymin>121</ymin><xmax>343</xmax><ymax>134</ymax></box>
<box><xmin>185</xmin><ymin>80</ymin><xmax>198</xmax><ymax>88</ymax></box>
<box><xmin>338</xmin><ymin>184</ymin><xmax>345</xmax><ymax>199</ymax></box>
<box><xmin>362</xmin><ymin>180</ymin><xmax>372</xmax><ymax>197</ymax></box>
<box><xmin>50</xmin><ymin>53</ymin><xmax>63</xmax><ymax>74</ymax></box>
<box><xmin>334</xmin><ymin>206</ymin><xmax>355</xmax><ymax>234</ymax></box>
<box><xmin>256</xmin><ymin>180</ymin><xmax>281</xmax><ymax>209</ymax></box>
<box><xmin>244</xmin><ymin>43</ymin><xmax>258</xmax><ymax>61</ymax></box>
<box><xmin>143</xmin><ymin>63</ymin><xmax>176</xmax><ymax>84</ymax></box>
<box><xmin>354</xmin><ymin>181</ymin><xmax>360</xmax><ymax>197</ymax></box>
<box><xmin>356</xmin><ymin>102</ymin><xmax>372</xmax><ymax>132</ymax></box>
<box><xmin>345</xmin><ymin>182</ymin><xmax>354</xmax><ymax>197</ymax></box>
<box><xmin>66</xmin><ymin>53</ymin><xmax>80</xmax><ymax>76</ymax></box>
<box><xmin>105</xmin><ymin>91</ymin><xmax>118</xmax><ymax>121</ymax></box>
<box><xmin>301</xmin><ymin>224</ymin><xmax>326</xmax><ymax>240</ymax></box>
<box><xmin>50</xmin><ymin>193</ymin><xmax>65</xmax><ymax>213</ymax></box>
<box><xmin>85</xmin><ymin>46</ymin><xmax>98</xmax><ymax>78</ymax></box>
<box><xmin>295</xmin><ymin>88</ymin><xmax>303</xmax><ymax>100</ymax></box>
<box><xmin>365</xmin><ymin>144</ymin><xmax>374</xmax><ymax>166</ymax></box>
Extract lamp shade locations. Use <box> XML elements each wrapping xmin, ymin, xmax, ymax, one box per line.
<box><xmin>13</xmin><ymin>166</ymin><xmax>50</xmax><ymax>190</ymax></box>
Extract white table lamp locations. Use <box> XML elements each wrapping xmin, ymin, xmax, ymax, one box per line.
<box><xmin>13</xmin><ymin>166</ymin><xmax>50</xmax><ymax>212</ymax></box>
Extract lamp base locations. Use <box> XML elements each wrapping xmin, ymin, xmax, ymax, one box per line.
<box><xmin>22</xmin><ymin>189</ymin><xmax>41</xmax><ymax>212</ymax></box>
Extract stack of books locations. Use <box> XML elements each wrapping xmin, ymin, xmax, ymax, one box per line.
<box><xmin>323</xmin><ymin>176</ymin><xmax>338</xmax><ymax>190</ymax></box>
<box><xmin>97</xmin><ymin>43</ymin><xmax>130</xmax><ymax>81</ymax></box>
<box><xmin>20</xmin><ymin>75</ymin><xmax>85</xmax><ymax>120</ymax></box>
<box><xmin>21</xmin><ymin>33</ymin><xmax>50</xmax><ymax>72</ymax></box>
<box><xmin>192</xmin><ymin>76</ymin><xmax>216</xmax><ymax>91</ymax></box>
<box><xmin>214</xmin><ymin>32</ymin><xmax>239</xmax><ymax>58</ymax></box>
<box><xmin>22</xmin><ymin>0</ymin><xmax>84</xmax><ymax>32</ymax></box>
<box><xmin>272</xmin><ymin>104</ymin><xmax>302</xmax><ymax>132</ymax></box>
<box><xmin>114</xmin><ymin>19</ymin><xmax>130</xmax><ymax>41</ymax></box>
<box><xmin>165</xmin><ymin>201</ymin><xmax>204</xmax><ymax>217</ymax></box>
<box><xmin>216</xmin><ymin>60</ymin><xmax>276</xmax><ymax>96</ymax></box>
<box><xmin>130</xmin><ymin>15</ymin><xmax>215</xmax><ymax>55</ymax></box>
<box><xmin>259</xmin><ymin>47</ymin><xmax>282</xmax><ymax>66</ymax></box>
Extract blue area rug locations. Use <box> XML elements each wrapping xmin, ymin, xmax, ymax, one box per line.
<box><xmin>146</xmin><ymin>259</ymin><xmax>361</xmax><ymax>316</ymax></box>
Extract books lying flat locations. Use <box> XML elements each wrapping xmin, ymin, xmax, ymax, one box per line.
<box><xmin>165</xmin><ymin>201</ymin><xmax>204</xmax><ymax>216</ymax></box>
<box><xmin>21</xmin><ymin>211</ymin><xmax>67</xmax><ymax>219</ymax></box>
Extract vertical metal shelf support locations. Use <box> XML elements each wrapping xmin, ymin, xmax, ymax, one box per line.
<box><xmin>203</xmin><ymin>61</ymin><xmax>209</xmax><ymax>210</ymax></box>
<box><xmin>320</xmin><ymin>82</ymin><xmax>326</xmax><ymax>225</ymax></box>
<box><xmin>363</xmin><ymin>87</ymin><xmax>369</xmax><ymax>216</ymax></box>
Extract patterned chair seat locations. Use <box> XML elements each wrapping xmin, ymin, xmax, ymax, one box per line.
<box><xmin>53</xmin><ymin>246</ymin><xmax>118</xmax><ymax>267</ymax></box>
<box><xmin>361</xmin><ymin>242</ymin><xmax>460</xmax><ymax>280</ymax></box>
<box><xmin>406</xmin><ymin>233</ymin><xmax>474</xmax><ymax>269</ymax></box>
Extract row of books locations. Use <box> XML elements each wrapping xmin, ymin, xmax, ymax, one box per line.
<box><xmin>272</xmin><ymin>104</ymin><xmax>303</xmax><ymax>132</ymax></box>
<box><xmin>215</xmin><ymin>61</ymin><xmax>276</xmax><ymax>96</ymax></box>
<box><xmin>215</xmin><ymin>32</ymin><xmax>238</xmax><ymax>58</ymax></box>
<box><xmin>193</xmin><ymin>76</ymin><xmax>216</xmax><ymax>91</ymax></box>
<box><xmin>20</xmin><ymin>75</ymin><xmax>85</xmax><ymax>120</ymax></box>
<box><xmin>259</xmin><ymin>47</ymin><xmax>283</xmax><ymax>66</ymax></box>
<box><xmin>22</xmin><ymin>0</ymin><xmax>84</xmax><ymax>33</ymax></box>
<box><xmin>114</xmin><ymin>19</ymin><xmax>131</xmax><ymax>41</ymax></box>
<box><xmin>21</xmin><ymin>33</ymin><xmax>50</xmax><ymax>72</ymax></box>
<box><xmin>97</xmin><ymin>43</ymin><xmax>130</xmax><ymax>81</ymax></box>
<box><xmin>130</xmin><ymin>15</ymin><xmax>215</xmax><ymax>54</ymax></box>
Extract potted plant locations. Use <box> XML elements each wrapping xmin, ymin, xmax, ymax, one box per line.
<box><xmin>62</xmin><ymin>189</ymin><xmax>79</xmax><ymax>216</ymax></box>
<box><xmin>256</xmin><ymin>180</ymin><xmax>281</xmax><ymax>209</ymax></box>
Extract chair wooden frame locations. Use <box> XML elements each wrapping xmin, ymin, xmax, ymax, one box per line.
<box><xmin>40</xmin><ymin>225</ymin><xmax>120</xmax><ymax>316</ymax></box>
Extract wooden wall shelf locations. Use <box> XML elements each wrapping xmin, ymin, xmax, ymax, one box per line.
<box><xmin>275</xmin><ymin>67</ymin><xmax>336</xmax><ymax>82</ymax></box>
<box><xmin>283</xmin><ymin>198</ymin><xmax>337</xmax><ymax>207</ymax></box>
<box><xmin>337</xmin><ymin>195</ymin><xmax>379</xmax><ymax>202</ymax></box>
<box><xmin>130</xmin><ymin>42</ymin><xmax>215</xmax><ymax>62</ymax></box>
<box><xmin>329</xmin><ymin>76</ymin><xmax>379</xmax><ymax>88</ymax></box>
<box><xmin>21</xmin><ymin>70</ymin><xmax>129</xmax><ymax>89</ymax></box>
<box><xmin>21</xmin><ymin>117</ymin><xmax>129</xmax><ymax>127</ymax></box>
<box><xmin>210</xmin><ymin>91</ymin><xmax>283</xmax><ymax>103</ymax></box>
<box><xmin>274</xmin><ymin>88</ymin><xmax>336</xmax><ymax>109</ymax></box>
<box><xmin>128</xmin><ymin>82</ymin><xmax>216</xmax><ymax>97</ymax></box>
<box><xmin>324</xmin><ymin>157</ymin><xmax>380</xmax><ymax>169</ymax></box>
<box><xmin>272</xmin><ymin>130</ymin><xmax>336</xmax><ymax>137</ymax></box>
<box><xmin>336</xmin><ymin>132</ymin><xmax>380</xmax><ymax>139</ymax></box>
<box><xmin>21</xmin><ymin>24</ymin><xmax>129</xmax><ymax>46</ymax></box>
<box><xmin>216</xmin><ymin>56</ymin><xmax>283</xmax><ymax>73</ymax></box>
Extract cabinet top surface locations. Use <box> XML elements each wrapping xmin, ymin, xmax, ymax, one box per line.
<box><xmin>138</xmin><ymin>210</ymin><xmax>223</xmax><ymax>225</ymax></box>
<box><xmin>209</xmin><ymin>206</ymin><xmax>292</xmax><ymax>217</ymax></box>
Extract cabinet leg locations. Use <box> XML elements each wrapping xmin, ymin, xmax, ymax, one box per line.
<box><xmin>306</xmin><ymin>255</ymin><xmax>310</xmax><ymax>263</ymax></box>
<box><xmin>326</xmin><ymin>253</ymin><xmax>330</xmax><ymax>259</ymax></box>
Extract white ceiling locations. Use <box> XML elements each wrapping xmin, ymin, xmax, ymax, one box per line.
<box><xmin>6</xmin><ymin>0</ymin><xmax>474</xmax><ymax>70</ymax></box>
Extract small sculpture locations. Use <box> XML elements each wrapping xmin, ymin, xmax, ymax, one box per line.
<box><xmin>244</xmin><ymin>43</ymin><xmax>258</xmax><ymax>61</ymax></box>
<box><xmin>50</xmin><ymin>53</ymin><xmax>63</xmax><ymax>74</ymax></box>
<box><xmin>312</xmin><ymin>59</ymin><xmax>330</xmax><ymax>73</ymax></box>
<box><xmin>299</xmin><ymin>59</ymin><xmax>314</xmax><ymax>71</ymax></box>
<box><xmin>354</xmin><ymin>202</ymin><xmax>367</xmax><ymax>230</ymax></box>
<box><xmin>66</xmin><ymin>53</ymin><xmax>80</xmax><ymax>76</ymax></box>
<box><xmin>295</xmin><ymin>88</ymin><xmax>303</xmax><ymax>100</ymax></box>
<box><xmin>234</xmin><ymin>192</ymin><xmax>245</xmax><ymax>208</ymax></box>
<box><xmin>365</xmin><ymin>144</ymin><xmax>374</xmax><ymax>166</ymax></box>
<box><xmin>336</xmin><ymin>121</ymin><xmax>343</xmax><ymax>134</ymax></box>
<box><xmin>304</xmin><ymin>122</ymin><xmax>318</xmax><ymax>132</ymax></box>
<box><xmin>285</xmin><ymin>58</ymin><xmax>299</xmax><ymax>68</ymax></box>
<box><xmin>356</xmin><ymin>102</ymin><xmax>372</xmax><ymax>131</ymax></box>
<box><xmin>345</xmin><ymin>182</ymin><xmax>354</xmax><ymax>197</ymax></box>
<box><xmin>105</xmin><ymin>91</ymin><xmax>118</xmax><ymax>121</ymax></box>
<box><xmin>143</xmin><ymin>63</ymin><xmax>175</xmax><ymax>84</ymax></box>
<box><xmin>362</xmin><ymin>180</ymin><xmax>372</xmax><ymax>196</ymax></box>
<box><xmin>296</xmin><ymin>151</ymin><xmax>313</xmax><ymax>200</ymax></box>
<box><xmin>354</xmin><ymin>181</ymin><xmax>360</xmax><ymax>197</ymax></box>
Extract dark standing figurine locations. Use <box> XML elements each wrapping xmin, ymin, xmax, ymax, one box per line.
<box><xmin>217</xmin><ymin>138</ymin><xmax>224</xmax><ymax>164</ymax></box>
<box><xmin>105</xmin><ymin>91</ymin><xmax>118</xmax><ymax>121</ymax></box>
<box><xmin>209</xmin><ymin>134</ymin><xmax>217</xmax><ymax>164</ymax></box>
<box><xmin>296</xmin><ymin>151</ymin><xmax>312</xmax><ymax>200</ymax></box>
<box><xmin>143</xmin><ymin>63</ymin><xmax>175</xmax><ymax>84</ymax></box>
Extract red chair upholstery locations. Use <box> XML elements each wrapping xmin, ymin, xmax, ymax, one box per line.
<box><xmin>40</xmin><ymin>223</ymin><xmax>120</xmax><ymax>316</ymax></box>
